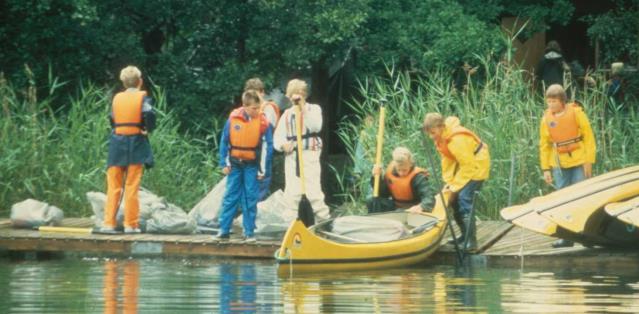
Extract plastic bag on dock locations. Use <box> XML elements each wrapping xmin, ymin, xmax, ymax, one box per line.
<box><xmin>188</xmin><ymin>176</ymin><xmax>227</xmax><ymax>229</ymax></box>
<box><xmin>10</xmin><ymin>199</ymin><xmax>64</xmax><ymax>228</ymax></box>
<box><xmin>87</xmin><ymin>188</ymin><xmax>193</xmax><ymax>233</ymax></box>
<box><xmin>330</xmin><ymin>215</ymin><xmax>408</xmax><ymax>243</ymax></box>
<box><xmin>146</xmin><ymin>202</ymin><xmax>196</xmax><ymax>234</ymax></box>
<box><xmin>253</xmin><ymin>189</ymin><xmax>298</xmax><ymax>237</ymax></box>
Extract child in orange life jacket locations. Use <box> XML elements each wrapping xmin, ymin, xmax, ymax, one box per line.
<box><xmin>423</xmin><ymin>113</ymin><xmax>490</xmax><ymax>252</ymax></box>
<box><xmin>273</xmin><ymin>79</ymin><xmax>330</xmax><ymax>221</ymax></box>
<box><xmin>367</xmin><ymin>147</ymin><xmax>435</xmax><ymax>213</ymax></box>
<box><xmin>244</xmin><ymin>78</ymin><xmax>280</xmax><ymax>201</ymax></box>
<box><xmin>101</xmin><ymin>66</ymin><xmax>156</xmax><ymax>234</ymax></box>
<box><xmin>540</xmin><ymin>84</ymin><xmax>596</xmax><ymax>248</ymax></box>
<box><xmin>216</xmin><ymin>90</ymin><xmax>273</xmax><ymax>242</ymax></box>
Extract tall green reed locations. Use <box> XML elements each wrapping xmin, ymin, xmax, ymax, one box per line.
<box><xmin>338</xmin><ymin>61</ymin><xmax>639</xmax><ymax>218</ymax></box>
<box><xmin>0</xmin><ymin>72</ymin><xmax>220</xmax><ymax>216</ymax></box>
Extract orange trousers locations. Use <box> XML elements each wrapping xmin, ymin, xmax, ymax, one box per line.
<box><xmin>103</xmin><ymin>164</ymin><xmax>143</xmax><ymax>228</ymax></box>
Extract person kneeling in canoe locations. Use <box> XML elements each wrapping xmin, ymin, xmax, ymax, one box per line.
<box><xmin>422</xmin><ymin>113</ymin><xmax>490</xmax><ymax>252</ymax></box>
<box><xmin>367</xmin><ymin>147</ymin><xmax>435</xmax><ymax>214</ymax></box>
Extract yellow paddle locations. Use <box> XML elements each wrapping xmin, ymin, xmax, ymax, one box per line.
<box><xmin>368</xmin><ymin>104</ymin><xmax>386</xmax><ymax>213</ymax></box>
<box><xmin>294</xmin><ymin>99</ymin><xmax>315</xmax><ymax>227</ymax></box>
<box><xmin>38</xmin><ymin>226</ymin><xmax>93</xmax><ymax>234</ymax></box>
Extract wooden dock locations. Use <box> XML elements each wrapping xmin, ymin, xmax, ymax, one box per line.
<box><xmin>2</xmin><ymin>218</ymin><xmax>638</xmax><ymax>268</ymax></box>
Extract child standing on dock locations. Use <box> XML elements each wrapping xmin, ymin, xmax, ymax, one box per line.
<box><xmin>422</xmin><ymin>113</ymin><xmax>490</xmax><ymax>252</ymax></box>
<box><xmin>216</xmin><ymin>90</ymin><xmax>273</xmax><ymax>242</ymax></box>
<box><xmin>244</xmin><ymin>78</ymin><xmax>280</xmax><ymax>201</ymax></box>
<box><xmin>539</xmin><ymin>84</ymin><xmax>596</xmax><ymax>248</ymax></box>
<box><xmin>367</xmin><ymin>147</ymin><xmax>435</xmax><ymax>213</ymax></box>
<box><xmin>273</xmin><ymin>79</ymin><xmax>330</xmax><ymax>221</ymax></box>
<box><xmin>101</xmin><ymin>66</ymin><xmax>156</xmax><ymax>234</ymax></box>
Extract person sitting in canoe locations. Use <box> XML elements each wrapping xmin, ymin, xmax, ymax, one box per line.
<box><xmin>539</xmin><ymin>84</ymin><xmax>596</xmax><ymax>248</ymax></box>
<box><xmin>367</xmin><ymin>147</ymin><xmax>436</xmax><ymax>214</ymax></box>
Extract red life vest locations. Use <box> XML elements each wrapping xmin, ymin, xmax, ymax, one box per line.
<box><xmin>435</xmin><ymin>126</ymin><xmax>483</xmax><ymax>161</ymax></box>
<box><xmin>229</xmin><ymin>108</ymin><xmax>268</xmax><ymax>161</ymax></box>
<box><xmin>112</xmin><ymin>91</ymin><xmax>146</xmax><ymax>135</ymax></box>
<box><xmin>262</xmin><ymin>101</ymin><xmax>280</xmax><ymax>125</ymax></box>
<box><xmin>385</xmin><ymin>165</ymin><xmax>428</xmax><ymax>208</ymax></box>
<box><xmin>545</xmin><ymin>103</ymin><xmax>581</xmax><ymax>154</ymax></box>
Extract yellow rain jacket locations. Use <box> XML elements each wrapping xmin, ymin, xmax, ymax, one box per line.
<box><xmin>437</xmin><ymin>117</ymin><xmax>490</xmax><ymax>192</ymax></box>
<box><xmin>539</xmin><ymin>105</ymin><xmax>596</xmax><ymax>170</ymax></box>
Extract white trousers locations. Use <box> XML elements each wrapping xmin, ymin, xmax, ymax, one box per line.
<box><xmin>283</xmin><ymin>150</ymin><xmax>330</xmax><ymax>220</ymax></box>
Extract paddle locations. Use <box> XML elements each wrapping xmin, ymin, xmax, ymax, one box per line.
<box><xmin>421</xmin><ymin>134</ymin><xmax>464</xmax><ymax>264</ymax></box>
<box><xmin>369</xmin><ymin>102</ymin><xmax>387</xmax><ymax>213</ymax></box>
<box><xmin>294</xmin><ymin>99</ymin><xmax>315</xmax><ymax>227</ymax></box>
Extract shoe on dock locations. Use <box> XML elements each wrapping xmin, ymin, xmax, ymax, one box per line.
<box><xmin>244</xmin><ymin>236</ymin><xmax>256</xmax><ymax>243</ymax></box>
<box><xmin>124</xmin><ymin>227</ymin><xmax>141</xmax><ymax>234</ymax></box>
<box><xmin>551</xmin><ymin>239</ymin><xmax>574</xmax><ymax>248</ymax></box>
<box><xmin>98</xmin><ymin>226</ymin><xmax>119</xmax><ymax>234</ymax></box>
<box><xmin>214</xmin><ymin>233</ymin><xmax>230</xmax><ymax>241</ymax></box>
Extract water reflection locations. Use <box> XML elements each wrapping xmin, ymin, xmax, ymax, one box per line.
<box><xmin>219</xmin><ymin>263</ymin><xmax>257</xmax><ymax>313</ymax></box>
<box><xmin>0</xmin><ymin>258</ymin><xmax>638</xmax><ymax>313</ymax></box>
<box><xmin>103</xmin><ymin>260</ymin><xmax>139</xmax><ymax>314</ymax></box>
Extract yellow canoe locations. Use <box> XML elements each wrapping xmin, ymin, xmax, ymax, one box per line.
<box><xmin>501</xmin><ymin>165</ymin><xmax>639</xmax><ymax>247</ymax></box>
<box><xmin>605</xmin><ymin>196</ymin><xmax>639</xmax><ymax>228</ymax></box>
<box><xmin>275</xmin><ymin>192</ymin><xmax>449</xmax><ymax>272</ymax></box>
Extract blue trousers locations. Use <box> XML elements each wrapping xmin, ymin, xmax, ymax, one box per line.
<box><xmin>452</xmin><ymin>180</ymin><xmax>483</xmax><ymax>216</ymax></box>
<box><xmin>553</xmin><ymin>165</ymin><xmax>585</xmax><ymax>189</ymax></box>
<box><xmin>218</xmin><ymin>161</ymin><xmax>259</xmax><ymax>237</ymax></box>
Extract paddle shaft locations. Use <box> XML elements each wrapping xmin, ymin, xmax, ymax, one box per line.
<box><xmin>373</xmin><ymin>106</ymin><xmax>386</xmax><ymax>197</ymax></box>
<box><xmin>295</xmin><ymin>103</ymin><xmax>307</xmax><ymax>194</ymax></box>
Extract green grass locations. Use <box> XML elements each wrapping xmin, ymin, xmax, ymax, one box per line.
<box><xmin>337</xmin><ymin>61</ymin><xmax>639</xmax><ymax>219</ymax></box>
<box><xmin>0</xmin><ymin>72</ymin><xmax>220</xmax><ymax>217</ymax></box>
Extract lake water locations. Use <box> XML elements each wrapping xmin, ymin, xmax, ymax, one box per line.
<box><xmin>0</xmin><ymin>257</ymin><xmax>638</xmax><ymax>313</ymax></box>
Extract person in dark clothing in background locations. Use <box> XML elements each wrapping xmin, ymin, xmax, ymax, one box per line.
<box><xmin>536</xmin><ymin>41</ymin><xmax>570</xmax><ymax>91</ymax></box>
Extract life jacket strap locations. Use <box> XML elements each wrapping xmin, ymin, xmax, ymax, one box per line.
<box><xmin>555</xmin><ymin>136</ymin><xmax>582</xmax><ymax>147</ymax></box>
<box><xmin>113</xmin><ymin>122</ymin><xmax>144</xmax><ymax>128</ymax></box>
<box><xmin>473</xmin><ymin>142</ymin><xmax>484</xmax><ymax>155</ymax></box>
<box><xmin>286</xmin><ymin>132</ymin><xmax>321</xmax><ymax>141</ymax></box>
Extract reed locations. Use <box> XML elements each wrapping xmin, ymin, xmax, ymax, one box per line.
<box><xmin>0</xmin><ymin>73</ymin><xmax>219</xmax><ymax>216</ymax></box>
<box><xmin>337</xmin><ymin>61</ymin><xmax>639</xmax><ymax>218</ymax></box>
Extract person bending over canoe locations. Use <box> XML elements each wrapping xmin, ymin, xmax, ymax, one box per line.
<box><xmin>422</xmin><ymin>113</ymin><xmax>490</xmax><ymax>252</ymax></box>
<box><xmin>367</xmin><ymin>147</ymin><xmax>435</xmax><ymax>214</ymax></box>
<box><xmin>540</xmin><ymin>84</ymin><xmax>596</xmax><ymax>248</ymax></box>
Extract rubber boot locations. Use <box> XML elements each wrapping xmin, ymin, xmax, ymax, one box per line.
<box><xmin>462</xmin><ymin>214</ymin><xmax>477</xmax><ymax>253</ymax></box>
<box><xmin>448</xmin><ymin>211</ymin><xmax>466</xmax><ymax>245</ymax></box>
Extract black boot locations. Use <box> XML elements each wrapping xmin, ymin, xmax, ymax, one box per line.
<box><xmin>462</xmin><ymin>214</ymin><xmax>477</xmax><ymax>252</ymax></box>
<box><xmin>448</xmin><ymin>212</ymin><xmax>466</xmax><ymax>245</ymax></box>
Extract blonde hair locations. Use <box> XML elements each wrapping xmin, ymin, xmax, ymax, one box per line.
<box><xmin>422</xmin><ymin>112</ymin><xmax>445</xmax><ymax>131</ymax></box>
<box><xmin>286</xmin><ymin>79</ymin><xmax>308</xmax><ymax>99</ymax></box>
<box><xmin>242</xmin><ymin>90</ymin><xmax>260</xmax><ymax>106</ymax></box>
<box><xmin>545</xmin><ymin>84</ymin><xmax>567</xmax><ymax>103</ymax></box>
<box><xmin>392</xmin><ymin>147</ymin><xmax>414</xmax><ymax>166</ymax></box>
<box><xmin>244</xmin><ymin>78</ymin><xmax>265</xmax><ymax>92</ymax></box>
<box><xmin>119</xmin><ymin>66</ymin><xmax>142</xmax><ymax>88</ymax></box>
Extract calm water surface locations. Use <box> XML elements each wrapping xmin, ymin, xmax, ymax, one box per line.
<box><xmin>0</xmin><ymin>257</ymin><xmax>638</xmax><ymax>313</ymax></box>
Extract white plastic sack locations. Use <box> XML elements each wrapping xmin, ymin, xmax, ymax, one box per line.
<box><xmin>331</xmin><ymin>215</ymin><xmax>408</xmax><ymax>243</ymax></box>
<box><xmin>254</xmin><ymin>189</ymin><xmax>298</xmax><ymax>235</ymax></box>
<box><xmin>87</xmin><ymin>188</ymin><xmax>194</xmax><ymax>233</ymax></box>
<box><xmin>10</xmin><ymin>199</ymin><xmax>64</xmax><ymax>228</ymax></box>
<box><xmin>188</xmin><ymin>177</ymin><xmax>227</xmax><ymax>228</ymax></box>
<box><xmin>146</xmin><ymin>203</ymin><xmax>196</xmax><ymax>234</ymax></box>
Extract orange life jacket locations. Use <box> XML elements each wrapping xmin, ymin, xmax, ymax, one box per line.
<box><xmin>545</xmin><ymin>103</ymin><xmax>581</xmax><ymax>153</ymax></box>
<box><xmin>112</xmin><ymin>91</ymin><xmax>146</xmax><ymax>135</ymax></box>
<box><xmin>229</xmin><ymin>108</ymin><xmax>268</xmax><ymax>161</ymax></box>
<box><xmin>435</xmin><ymin>126</ymin><xmax>483</xmax><ymax>161</ymax></box>
<box><xmin>262</xmin><ymin>101</ymin><xmax>280</xmax><ymax>125</ymax></box>
<box><xmin>385</xmin><ymin>165</ymin><xmax>428</xmax><ymax>208</ymax></box>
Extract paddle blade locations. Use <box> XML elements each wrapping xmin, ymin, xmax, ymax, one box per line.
<box><xmin>298</xmin><ymin>194</ymin><xmax>315</xmax><ymax>227</ymax></box>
